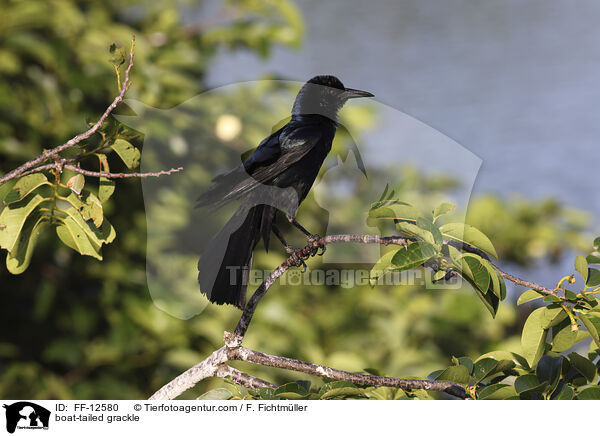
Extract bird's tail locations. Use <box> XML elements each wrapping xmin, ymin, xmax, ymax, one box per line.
<box><xmin>198</xmin><ymin>204</ymin><xmax>273</xmax><ymax>309</ymax></box>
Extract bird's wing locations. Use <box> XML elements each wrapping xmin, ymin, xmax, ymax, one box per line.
<box><xmin>197</xmin><ymin>124</ymin><xmax>322</xmax><ymax>208</ymax></box>
<box><xmin>245</xmin><ymin>125</ymin><xmax>323</xmax><ymax>184</ymax></box>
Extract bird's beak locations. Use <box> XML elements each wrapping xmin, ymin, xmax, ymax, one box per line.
<box><xmin>343</xmin><ymin>88</ymin><xmax>374</xmax><ymax>99</ymax></box>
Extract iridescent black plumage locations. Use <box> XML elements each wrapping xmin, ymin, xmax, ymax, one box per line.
<box><xmin>197</xmin><ymin>76</ymin><xmax>373</xmax><ymax>309</ymax></box>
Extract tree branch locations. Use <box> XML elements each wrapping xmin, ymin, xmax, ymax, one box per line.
<box><xmin>227</xmin><ymin>346</ymin><xmax>467</xmax><ymax>399</ymax></box>
<box><xmin>490</xmin><ymin>263</ymin><xmax>560</xmax><ymax>298</ymax></box>
<box><xmin>0</xmin><ymin>39</ymin><xmax>135</xmax><ymax>186</ymax></box>
<box><xmin>149</xmin><ymin>339</ymin><xmax>467</xmax><ymax>400</ymax></box>
<box><xmin>150</xmin><ymin>233</ymin><xmax>560</xmax><ymax>401</ymax></box>
<box><xmin>214</xmin><ymin>364</ymin><xmax>277</xmax><ymax>390</ymax></box>
<box><xmin>235</xmin><ymin>234</ymin><xmax>411</xmax><ymax>338</ymax></box>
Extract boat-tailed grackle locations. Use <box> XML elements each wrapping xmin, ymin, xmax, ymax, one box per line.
<box><xmin>197</xmin><ymin>76</ymin><xmax>373</xmax><ymax>309</ymax></box>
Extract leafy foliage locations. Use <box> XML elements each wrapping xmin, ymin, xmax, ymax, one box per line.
<box><xmin>0</xmin><ymin>134</ymin><xmax>142</xmax><ymax>272</ymax></box>
<box><xmin>369</xmin><ymin>200</ymin><xmax>506</xmax><ymax>317</ymax></box>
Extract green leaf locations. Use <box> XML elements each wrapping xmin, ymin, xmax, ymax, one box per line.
<box><xmin>514</xmin><ymin>374</ymin><xmax>546</xmax><ymax>394</ymax></box>
<box><xmin>517</xmin><ymin>289</ymin><xmax>544</xmax><ymax>306</ymax></box>
<box><xmin>367</xmin><ymin>203</ymin><xmax>422</xmax><ymax>223</ymax></box>
<box><xmin>391</xmin><ymin>242</ymin><xmax>437</xmax><ymax>272</ymax></box>
<box><xmin>552</xmin><ymin>325</ymin><xmax>589</xmax><ymax>352</ymax></box>
<box><xmin>457</xmin><ymin>267</ymin><xmax>500</xmax><ymax>318</ymax></box>
<box><xmin>457</xmin><ymin>253</ymin><xmax>490</xmax><ymax>294</ymax></box>
<box><xmin>111</xmin><ymin>138</ymin><xmax>140</xmax><ymax>169</ymax></box>
<box><xmin>66</xmin><ymin>174</ymin><xmax>85</xmax><ymax>195</ymax></box>
<box><xmin>3</xmin><ymin>173</ymin><xmax>49</xmax><ymax>204</ymax></box>
<box><xmin>541</xmin><ymin>306</ymin><xmax>568</xmax><ymax>329</ymax></box>
<box><xmin>0</xmin><ymin>193</ymin><xmax>48</xmax><ymax>253</ymax></box>
<box><xmin>567</xmin><ymin>352</ymin><xmax>596</xmax><ymax>382</ymax></box>
<box><xmin>455</xmin><ymin>357</ymin><xmax>474</xmax><ymax>374</ymax></box>
<box><xmin>6</xmin><ymin>214</ymin><xmax>47</xmax><ymax>274</ymax></box>
<box><xmin>575</xmin><ymin>255</ymin><xmax>589</xmax><ymax>283</ymax></box>
<box><xmin>79</xmin><ymin>192</ymin><xmax>104</xmax><ymax>227</ymax></box>
<box><xmin>369</xmin><ymin>250</ymin><xmax>396</xmax><ymax>285</ymax></box>
<box><xmin>483</xmin><ymin>261</ymin><xmax>502</xmax><ymax>299</ymax></box>
<box><xmin>416</xmin><ymin>217</ymin><xmax>442</xmax><ymax>246</ymax></box>
<box><xmin>96</xmin><ymin>154</ymin><xmax>115</xmax><ymax>203</ymax></box>
<box><xmin>495</xmin><ymin>271</ymin><xmax>507</xmax><ymax>300</ymax></box>
<box><xmin>477</xmin><ymin>384</ymin><xmax>517</xmax><ymax>400</ymax></box>
<box><xmin>98</xmin><ymin>177</ymin><xmax>115</xmax><ymax>203</ymax></box>
<box><xmin>256</xmin><ymin>387</ymin><xmax>276</xmax><ymax>400</ymax></box>
<box><xmin>54</xmin><ymin>193</ymin><xmax>116</xmax><ymax>260</ymax></box>
<box><xmin>477</xmin><ymin>351</ymin><xmax>530</xmax><ymax>370</ymax></box>
<box><xmin>579</xmin><ymin>311</ymin><xmax>600</xmax><ymax>347</ymax></box>
<box><xmin>551</xmin><ymin>383</ymin><xmax>574</xmax><ymax>400</ymax></box>
<box><xmin>577</xmin><ymin>386</ymin><xmax>600</xmax><ymax>400</ymax></box>
<box><xmin>586</xmin><ymin>252</ymin><xmax>600</xmax><ymax>265</ymax></box>
<box><xmin>521</xmin><ymin>307</ymin><xmax>548</xmax><ymax>366</ymax></box>
<box><xmin>56</xmin><ymin>216</ymin><xmax>102</xmax><ymax>259</ymax></box>
<box><xmin>586</xmin><ymin>268</ymin><xmax>600</xmax><ymax>287</ymax></box>
<box><xmin>0</xmin><ymin>179</ymin><xmax>16</xmax><ymax>203</ymax></box>
<box><xmin>472</xmin><ymin>358</ymin><xmax>498</xmax><ymax>383</ymax></box>
<box><xmin>197</xmin><ymin>388</ymin><xmax>233</xmax><ymax>400</ymax></box>
<box><xmin>432</xmin><ymin>202</ymin><xmax>456</xmax><ymax>221</ymax></box>
<box><xmin>319</xmin><ymin>381</ymin><xmax>366</xmax><ymax>399</ymax></box>
<box><xmin>432</xmin><ymin>270</ymin><xmax>446</xmax><ymax>281</ymax></box>
<box><xmin>275</xmin><ymin>382</ymin><xmax>308</xmax><ymax>399</ymax></box>
<box><xmin>396</xmin><ymin>221</ymin><xmax>435</xmax><ymax>245</ymax></box>
<box><xmin>434</xmin><ymin>365</ymin><xmax>471</xmax><ymax>385</ymax></box>
<box><xmin>564</xmin><ymin>289</ymin><xmax>578</xmax><ymax>300</ymax></box>
<box><xmin>62</xmin><ymin>193</ymin><xmax>115</xmax><ymax>246</ymax></box>
<box><xmin>295</xmin><ymin>380</ymin><xmax>311</xmax><ymax>392</ymax></box>
<box><xmin>439</xmin><ymin>222</ymin><xmax>498</xmax><ymax>259</ymax></box>
<box><xmin>536</xmin><ymin>355</ymin><xmax>562</xmax><ymax>390</ymax></box>
<box><xmin>543</xmin><ymin>295</ymin><xmax>561</xmax><ymax>303</ymax></box>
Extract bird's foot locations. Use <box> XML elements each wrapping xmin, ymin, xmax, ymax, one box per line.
<box><xmin>289</xmin><ymin>249</ymin><xmax>308</xmax><ymax>272</ymax></box>
<box><xmin>306</xmin><ymin>234</ymin><xmax>326</xmax><ymax>256</ymax></box>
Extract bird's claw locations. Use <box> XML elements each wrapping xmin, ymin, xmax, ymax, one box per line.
<box><xmin>306</xmin><ymin>234</ymin><xmax>325</xmax><ymax>256</ymax></box>
<box><xmin>289</xmin><ymin>249</ymin><xmax>308</xmax><ymax>272</ymax></box>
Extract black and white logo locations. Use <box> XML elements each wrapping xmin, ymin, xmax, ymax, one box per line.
<box><xmin>3</xmin><ymin>402</ymin><xmax>50</xmax><ymax>434</ymax></box>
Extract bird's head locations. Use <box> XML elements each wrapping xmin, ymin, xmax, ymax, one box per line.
<box><xmin>292</xmin><ymin>75</ymin><xmax>373</xmax><ymax>120</ymax></box>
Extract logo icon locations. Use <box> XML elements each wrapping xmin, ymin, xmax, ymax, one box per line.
<box><xmin>3</xmin><ymin>402</ymin><xmax>50</xmax><ymax>434</ymax></box>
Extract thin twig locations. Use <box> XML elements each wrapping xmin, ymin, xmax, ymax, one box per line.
<box><xmin>63</xmin><ymin>164</ymin><xmax>184</xmax><ymax>179</ymax></box>
<box><xmin>8</xmin><ymin>161</ymin><xmax>183</xmax><ymax>180</ymax></box>
<box><xmin>0</xmin><ymin>39</ymin><xmax>135</xmax><ymax>186</ymax></box>
<box><xmin>490</xmin><ymin>262</ymin><xmax>560</xmax><ymax>298</ymax></box>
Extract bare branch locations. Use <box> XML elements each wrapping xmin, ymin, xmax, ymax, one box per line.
<box><xmin>491</xmin><ymin>263</ymin><xmax>560</xmax><ymax>298</ymax></box>
<box><xmin>63</xmin><ymin>164</ymin><xmax>184</xmax><ymax>179</ymax></box>
<box><xmin>149</xmin><ymin>346</ymin><xmax>229</xmax><ymax>401</ymax></box>
<box><xmin>0</xmin><ymin>39</ymin><xmax>135</xmax><ymax>186</ymax></box>
<box><xmin>227</xmin><ymin>346</ymin><xmax>467</xmax><ymax>399</ymax></box>
<box><xmin>214</xmin><ymin>365</ymin><xmax>277</xmax><ymax>390</ymax></box>
<box><xmin>149</xmin><ymin>341</ymin><xmax>467</xmax><ymax>400</ymax></box>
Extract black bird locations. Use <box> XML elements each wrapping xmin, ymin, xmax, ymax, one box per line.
<box><xmin>197</xmin><ymin>76</ymin><xmax>373</xmax><ymax>309</ymax></box>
